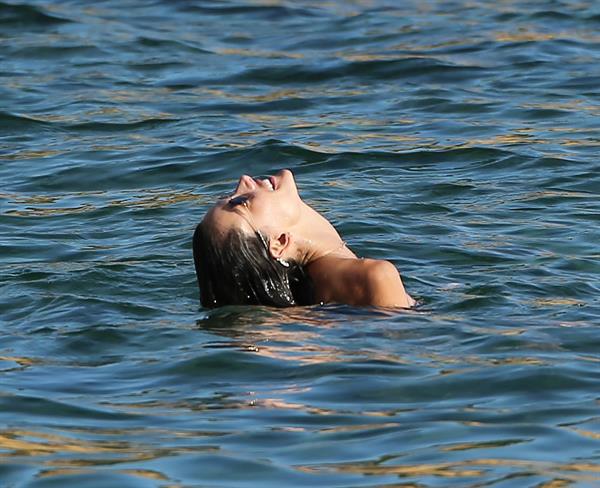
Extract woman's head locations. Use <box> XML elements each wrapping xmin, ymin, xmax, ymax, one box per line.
<box><xmin>193</xmin><ymin>169</ymin><xmax>315</xmax><ymax>308</ymax></box>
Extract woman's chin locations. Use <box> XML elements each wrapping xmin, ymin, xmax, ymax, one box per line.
<box><xmin>273</xmin><ymin>169</ymin><xmax>298</xmax><ymax>195</ymax></box>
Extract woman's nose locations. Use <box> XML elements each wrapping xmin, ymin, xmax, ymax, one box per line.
<box><xmin>235</xmin><ymin>174</ymin><xmax>256</xmax><ymax>193</ymax></box>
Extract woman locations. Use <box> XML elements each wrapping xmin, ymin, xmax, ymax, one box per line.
<box><xmin>193</xmin><ymin>169</ymin><xmax>414</xmax><ymax>309</ymax></box>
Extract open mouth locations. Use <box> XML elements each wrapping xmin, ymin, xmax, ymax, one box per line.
<box><xmin>254</xmin><ymin>176</ymin><xmax>276</xmax><ymax>191</ymax></box>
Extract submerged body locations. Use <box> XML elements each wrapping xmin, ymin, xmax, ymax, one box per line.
<box><xmin>194</xmin><ymin>169</ymin><xmax>414</xmax><ymax>309</ymax></box>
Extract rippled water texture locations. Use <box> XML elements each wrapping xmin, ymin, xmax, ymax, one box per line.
<box><xmin>1</xmin><ymin>0</ymin><xmax>600</xmax><ymax>486</ymax></box>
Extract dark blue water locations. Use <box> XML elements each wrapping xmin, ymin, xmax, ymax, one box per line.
<box><xmin>1</xmin><ymin>0</ymin><xmax>600</xmax><ymax>486</ymax></box>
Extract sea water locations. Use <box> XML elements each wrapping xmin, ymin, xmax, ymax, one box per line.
<box><xmin>1</xmin><ymin>0</ymin><xmax>599</xmax><ymax>486</ymax></box>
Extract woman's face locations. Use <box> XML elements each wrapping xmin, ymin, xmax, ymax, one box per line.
<box><xmin>202</xmin><ymin>169</ymin><xmax>303</xmax><ymax>238</ymax></box>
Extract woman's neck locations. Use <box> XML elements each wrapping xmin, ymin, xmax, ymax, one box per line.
<box><xmin>293</xmin><ymin>202</ymin><xmax>356</xmax><ymax>264</ymax></box>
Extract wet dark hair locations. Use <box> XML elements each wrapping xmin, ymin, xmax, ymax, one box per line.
<box><xmin>193</xmin><ymin>221</ymin><xmax>315</xmax><ymax>308</ymax></box>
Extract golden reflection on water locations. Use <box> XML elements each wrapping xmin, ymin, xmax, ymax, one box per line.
<box><xmin>108</xmin><ymin>189</ymin><xmax>200</xmax><ymax>209</ymax></box>
<box><xmin>441</xmin><ymin>439</ymin><xmax>526</xmax><ymax>452</ymax></box>
<box><xmin>562</xmin><ymin>139</ymin><xmax>600</xmax><ymax>147</ymax></box>
<box><xmin>494</xmin><ymin>28</ymin><xmax>600</xmax><ymax>44</ymax></box>
<box><xmin>37</xmin><ymin>467</ymin><xmax>169</xmax><ymax>482</ymax></box>
<box><xmin>84</xmin><ymin>107</ymin><xmax>127</xmax><ymax>116</ymax></box>
<box><xmin>459</xmin><ymin>132</ymin><xmax>543</xmax><ymax>147</ymax></box>
<box><xmin>423</xmin><ymin>351</ymin><xmax>547</xmax><ymax>369</ymax></box>
<box><xmin>10</xmin><ymin>194</ymin><xmax>61</xmax><ymax>205</ymax></box>
<box><xmin>565</xmin><ymin>426</ymin><xmax>600</xmax><ymax>441</ymax></box>
<box><xmin>531</xmin><ymin>298</ymin><xmax>585</xmax><ymax>307</ymax></box>
<box><xmin>200</xmin><ymin>85</ymin><xmax>368</xmax><ymax>103</ymax></box>
<box><xmin>90</xmin><ymin>144</ymin><xmax>135</xmax><ymax>151</ymax></box>
<box><xmin>2</xmin><ymin>188</ymin><xmax>209</xmax><ymax>217</ymax></box>
<box><xmin>37</xmin><ymin>468</ymin><xmax>89</xmax><ymax>479</ymax></box>
<box><xmin>318</xmin><ymin>422</ymin><xmax>401</xmax><ymax>434</ymax></box>
<box><xmin>0</xmin><ymin>426</ymin><xmax>217</xmax><ymax>483</ymax></box>
<box><xmin>0</xmin><ymin>355</ymin><xmax>39</xmax><ymax>371</ymax></box>
<box><xmin>297</xmin><ymin>458</ymin><xmax>600</xmax><ymax>483</ymax></box>
<box><xmin>298</xmin><ymin>460</ymin><xmax>484</xmax><ymax>478</ymax></box>
<box><xmin>120</xmin><ymin>469</ymin><xmax>169</xmax><ymax>481</ymax></box>
<box><xmin>216</xmin><ymin>47</ymin><xmax>304</xmax><ymax>59</ymax></box>
<box><xmin>0</xmin><ymin>429</ymin><xmax>125</xmax><ymax>456</ymax></box>
<box><xmin>250</xmin><ymin>341</ymin><xmax>410</xmax><ymax>365</ymax></box>
<box><xmin>468</xmin><ymin>325</ymin><xmax>525</xmax><ymax>336</ymax></box>
<box><xmin>199</xmin><ymin>305</ymin><xmax>411</xmax><ymax>366</ymax></box>
<box><xmin>495</xmin><ymin>30</ymin><xmax>557</xmax><ymax>43</ymax></box>
<box><xmin>4</xmin><ymin>204</ymin><xmax>95</xmax><ymax>217</ymax></box>
<box><xmin>517</xmin><ymin>190</ymin><xmax>592</xmax><ymax>201</ymax></box>
<box><xmin>334</xmin><ymin>132</ymin><xmax>423</xmax><ymax>145</ymax></box>
<box><xmin>2</xmin><ymin>149</ymin><xmax>63</xmax><ymax>160</ymax></box>
<box><xmin>522</xmin><ymin>100</ymin><xmax>600</xmax><ymax>116</ymax></box>
<box><xmin>99</xmin><ymin>394</ymin><xmax>342</xmax><ymax>418</ymax></box>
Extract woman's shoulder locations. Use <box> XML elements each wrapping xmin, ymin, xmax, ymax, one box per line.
<box><xmin>308</xmin><ymin>256</ymin><xmax>414</xmax><ymax>308</ymax></box>
<box><xmin>356</xmin><ymin>258</ymin><xmax>398</xmax><ymax>278</ymax></box>
<box><xmin>359</xmin><ymin>259</ymin><xmax>414</xmax><ymax>308</ymax></box>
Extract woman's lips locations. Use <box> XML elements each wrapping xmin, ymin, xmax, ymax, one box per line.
<box><xmin>253</xmin><ymin>176</ymin><xmax>275</xmax><ymax>191</ymax></box>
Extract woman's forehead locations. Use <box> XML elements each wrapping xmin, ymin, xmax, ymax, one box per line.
<box><xmin>203</xmin><ymin>203</ymin><xmax>252</xmax><ymax>236</ymax></box>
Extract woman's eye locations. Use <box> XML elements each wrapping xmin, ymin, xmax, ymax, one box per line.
<box><xmin>228</xmin><ymin>195</ymin><xmax>249</xmax><ymax>207</ymax></box>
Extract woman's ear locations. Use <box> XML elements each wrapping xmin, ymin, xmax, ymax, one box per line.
<box><xmin>269</xmin><ymin>232</ymin><xmax>291</xmax><ymax>259</ymax></box>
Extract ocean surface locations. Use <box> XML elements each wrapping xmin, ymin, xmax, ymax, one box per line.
<box><xmin>1</xmin><ymin>0</ymin><xmax>599</xmax><ymax>486</ymax></box>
